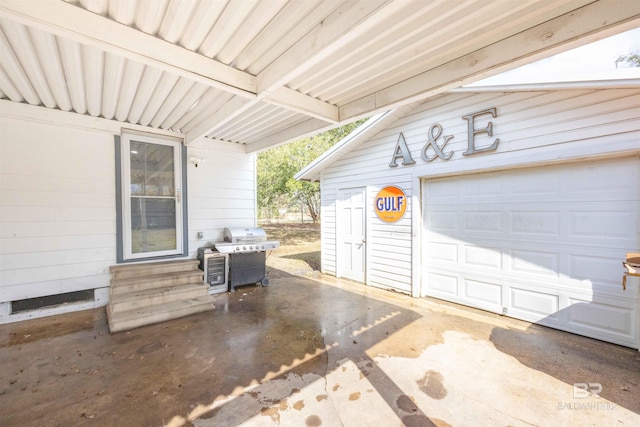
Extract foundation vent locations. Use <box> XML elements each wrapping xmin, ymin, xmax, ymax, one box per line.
<box><xmin>11</xmin><ymin>290</ymin><xmax>95</xmax><ymax>314</ymax></box>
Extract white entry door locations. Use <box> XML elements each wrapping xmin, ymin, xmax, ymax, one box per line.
<box><xmin>338</xmin><ymin>187</ymin><xmax>366</xmax><ymax>282</ymax></box>
<box><xmin>121</xmin><ymin>132</ymin><xmax>183</xmax><ymax>260</ymax></box>
<box><xmin>422</xmin><ymin>157</ymin><xmax>640</xmax><ymax>348</ymax></box>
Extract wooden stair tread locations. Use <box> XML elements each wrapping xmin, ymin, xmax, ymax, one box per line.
<box><xmin>110</xmin><ymin>283</ymin><xmax>207</xmax><ymax>302</ymax></box>
<box><xmin>111</xmin><ymin>270</ymin><xmax>203</xmax><ymax>286</ymax></box>
<box><xmin>107</xmin><ymin>296</ymin><xmax>215</xmax><ymax>333</ymax></box>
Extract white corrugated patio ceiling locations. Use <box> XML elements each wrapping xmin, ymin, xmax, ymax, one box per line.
<box><xmin>0</xmin><ymin>0</ymin><xmax>638</xmax><ymax>153</ymax></box>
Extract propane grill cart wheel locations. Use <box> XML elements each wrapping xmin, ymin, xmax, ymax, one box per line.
<box><xmin>261</xmin><ymin>278</ymin><xmax>270</xmax><ymax>287</ymax></box>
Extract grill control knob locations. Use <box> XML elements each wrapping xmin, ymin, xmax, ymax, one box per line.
<box><xmin>249</xmin><ymin>245</ymin><xmax>253</xmax><ymax>250</ymax></box>
<box><xmin>243</xmin><ymin>246</ymin><xmax>247</xmax><ymax>251</ymax></box>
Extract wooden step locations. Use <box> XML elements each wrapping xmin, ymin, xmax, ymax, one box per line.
<box><xmin>109</xmin><ymin>259</ymin><xmax>200</xmax><ymax>281</ymax></box>
<box><xmin>107</xmin><ymin>296</ymin><xmax>214</xmax><ymax>333</ymax></box>
<box><xmin>109</xmin><ymin>283</ymin><xmax>209</xmax><ymax>313</ymax></box>
<box><xmin>110</xmin><ymin>270</ymin><xmax>204</xmax><ymax>294</ymax></box>
<box><xmin>107</xmin><ymin>259</ymin><xmax>215</xmax><ymax>333</ymax></box>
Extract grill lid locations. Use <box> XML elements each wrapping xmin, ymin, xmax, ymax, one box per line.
<box><xmin>224</xmin><ymin>227</ymin><xmax>267</xmax><ymax>243</ymax></box>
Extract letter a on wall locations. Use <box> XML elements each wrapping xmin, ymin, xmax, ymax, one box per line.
<box><xmin>389</xmin><ymin>133</ymin><xmax>415</xmax><ymax>167</ymax></box>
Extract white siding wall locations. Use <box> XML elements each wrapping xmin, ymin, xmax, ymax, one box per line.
<box><xmin>396</xmin><ymin>88</ymin><xmax>639</xmax><ymax>179</ymax></box>
<box><xmin>0</xmin><ymin>117</ymin><xmax>116</xmax><ymax>318</ymax></box>
<box><xmin>320</xmin><ymin>185</ymin><xmax>337</xmax><ymax>276</ymax></box>
<box><xmin>319</xmin><ymin>88</ymin><xmax>640</xmax><ymax>295</ymax></box>
<box><xmin>0</xmin><ymin>116</ymin><xmax>256</xmax><ymax>323</ymax></box>
<box><xmin>321</xmin><ymin>109</ymin><xmax>416</xmax><ymax>293</ymax></box>
<box><xmin>186</xmin><ymin>146</ymin><xmax>256</xmax><ymax>256</ymax></box>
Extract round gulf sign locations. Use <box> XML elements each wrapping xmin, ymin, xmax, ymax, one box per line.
<box><xmin>374</xmin><ymin>186</ymin><xmax>408</xmax><ymax>223</ymax></box>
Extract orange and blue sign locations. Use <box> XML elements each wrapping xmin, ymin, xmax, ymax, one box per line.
<box><xmin>374</xmin><ymin>185</ymin><xmax>407</xmax><ymax>223</ymax></box>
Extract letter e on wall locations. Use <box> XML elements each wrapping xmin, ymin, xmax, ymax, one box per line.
<box><xmin>462</xmin><ymin>107</ymin><xmax>500</xmax><ymax>156</ymax></box>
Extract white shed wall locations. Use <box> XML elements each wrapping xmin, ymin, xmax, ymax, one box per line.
<box><xmin>319</xmin><ymin>88</ymin><xmax>640</xmax><ymax>295</ymax></box>
<box><xmin>0</xmin><ymin>116</ymin><xmax>256</xmax><ymax>323</ymax></box>
<box><xmin>320</xmin><ymin>108</ymin><xmax>417</xmax><ymax>293</ymax></box>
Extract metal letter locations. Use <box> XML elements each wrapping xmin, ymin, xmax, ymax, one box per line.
<box><xmin>421</xmin><ymin>123</ymin><xmax>453</xmax><ymax>162</ymax></box>
<box><xmin>389</xmin><ymin>132</ymin><xmax>415</xmax><ymax>167</ymax></box>
<box><xmin>462</xmin><ymin>107</ymin><xmax>500</xmax><ymax>156</ymax></box>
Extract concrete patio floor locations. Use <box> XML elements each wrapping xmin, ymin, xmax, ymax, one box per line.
<box><xmin>1</xmin><ymin>268</ymin><xmax>639</xmax><ymax>427</ymax></box>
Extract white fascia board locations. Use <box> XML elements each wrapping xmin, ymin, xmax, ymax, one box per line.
<box><xmin>455</xmin><ymin>78</ymin><xmax>640</xmax><ymax>93</ymax></box>
<box><xmin>185</xmin><ymin>136</ymin><xmax>248</xmax><ymax>155</ymax></box>
<box><xmin>0</xmin><ymin>99</ymin><xmax>184</xmax><ymax>139</ymax></box>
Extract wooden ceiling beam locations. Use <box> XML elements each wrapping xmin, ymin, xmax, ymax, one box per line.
<box><xmin>0</xmin><ymin>0</ymin><xmax>341</xmax><ymax>130</ymax></box>
<box><xmin>0</xmin><ymin>0</ymin><xmax>256</xmax><ymax>96</ymax></box>
<box><xmin>256</xmin><ymin>0</ymin><xmax>395</xmax><ymax>94</ymax></box>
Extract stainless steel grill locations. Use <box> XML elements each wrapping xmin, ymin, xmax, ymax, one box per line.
<box><xmin>215</xmin><ymin>227</ymin><xmax>279</xmax><ymax>254</ymax></box>
<box><xmin>214</xmin><ymin>227</ymin><xmax>279</xmax><ymax>292</ymax></box>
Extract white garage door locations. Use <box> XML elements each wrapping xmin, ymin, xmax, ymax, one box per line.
<box><xmin>423</xmin><ymin>157</ymin><xmax>640</xmax><ymax>348</ymax></box>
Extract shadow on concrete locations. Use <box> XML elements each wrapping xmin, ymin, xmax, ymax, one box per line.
<box><xmin>0</xmin><ymin>268</ymin><xmax>445</xmax><ymax>426</ymax></box>
<box><xmin>3</xmin><ymin>268</ymin><xmax>638</xmax><ymax>425</ymax></box>
<box><xmin>182</xmin><ymin>268</ymin><xmax>443</xmax><ymax>426</ymax></box>
<box><xmin>490</xmin><ymin>304</ymin><xmax>640</xmax><ymax>415</ymax></box>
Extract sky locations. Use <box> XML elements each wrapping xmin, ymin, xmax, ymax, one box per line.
<box><xmin>471</xmin><ymin>27</ymin><xmax>640</xmax><ymax>85</ymax></box>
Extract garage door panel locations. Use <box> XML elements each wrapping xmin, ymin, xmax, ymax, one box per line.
<box><xmin>426</xmin><ymin>210</ymin><xmax>459</xmax><ymax>232</ymax></box>
<box><xmin>464</xmin><ymin>245</ymin><xmax>502</xmax><ymax>270</ymax></box>
<box><xmin>564</xmin><ymin>162</ymin><xmax>639</xmax><ymax>200</ymax></box>
<box><xmin>428</xmin><ymin>242</ymin><xmax>458</xmax><ymax>263</ymax></box>
<box><xmin>510</xmin><ymin>210</ymin><xmax>560</xmax><ymax>236</ymax></box>
<box><xmin>463</xmin><ymin>278</ymin><xmax>502</xmax><ymax>308</ymax></box>
<box><xmin>509</xmin><ymin>249</ymin><xmax>560</xmax><ymax>277</ymax></box>
<box><xmin>569</xmin><ymin>208</ymin><xmax>636</xmax><ymax>244</ymax></box>
<box><xmin>566</xmin><ymin>297</ymin><xmax>636</xmax><ymax>339</ymax></box>
<box><xmin>423</xmin><ymin>157</ymin><xmax>640</xmax><ymax>348</ymax></box>
<box><xmin>510</xmin><ymin>287</ymin><xmax>560</xmax><ymax>319</ymax></box>
<box><xmin>510</xmin><ymin>169</ymin><xmax>560</xmax><ymax>198</ymax></box>
<box><xmin>427</xmin><ymin>272</ymin><xmax>459</xmax><ymax>297</ymax></box>
<box><xmin>568</xmin><ymin>253</ymin><xmax>630</xmax><ymax>294</ymax></box>
<box><xmin>462</xmin><ymin>174</ymin><xmax>503</xmax><ymax>198</ymax></box>
<box><xmin>426</xmin><ymin>178</ymin><xmax>461</xmax><ymax>199</ymax></box>
<box><xmin>463</xmin><ymin>210</ymin><xmax>503</xmax><ymax>233</ymax></box>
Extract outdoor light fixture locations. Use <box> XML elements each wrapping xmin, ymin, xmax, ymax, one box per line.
<box><xmin>190</xmin><ymin>157</ymin><xmax>205</xmax><ymax>167</ymax></box>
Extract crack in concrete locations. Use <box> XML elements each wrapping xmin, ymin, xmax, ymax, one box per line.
<box><xmin>323</xmin><ymin>354</ymin><xmax>345</xmax><ymax>427</ymax></box>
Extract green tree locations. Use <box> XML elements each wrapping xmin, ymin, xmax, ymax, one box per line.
<box><xmin>257</xmin><ymin>120</ymin><xmax>366</xmax><ymax>223</ymax></box>
<box><xmin>615</xmin><ymin>50</ymin><xmax>640</xmax><ymax>67</ymax></box>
